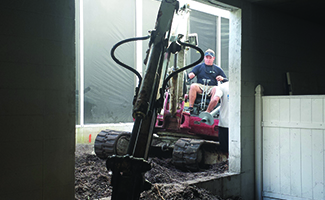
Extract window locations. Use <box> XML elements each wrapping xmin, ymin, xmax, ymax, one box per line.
<box><xmin>76</xmin><ymin>0</ymin><xmax>241</xmax><ymax>174</ymax></box>
<box><xmin>76</xmin><ymin>0</ymin><xmax>230</xmax><ymax>126</ymax></box>
<box><xmin>188</xmin><ymin>4</ymin><xmax>229</xmax><ymax>78</ymax></box>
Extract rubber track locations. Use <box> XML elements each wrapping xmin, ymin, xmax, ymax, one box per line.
<box><xmin>94</xmin><ymin>129</ymin><xmax>131</xmax><ymax>159</ymax></box>
<box><xmin>172</xmin><ymin>138</ymin><xmax>205</xmax><ymax>171</ymax></box>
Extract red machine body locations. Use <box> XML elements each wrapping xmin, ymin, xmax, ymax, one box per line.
<box><xmin>155</xmin><ymin>92</ymin><xmax>219</xmax><ymax>139</ymax></box>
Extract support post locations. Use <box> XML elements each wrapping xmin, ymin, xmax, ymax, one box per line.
<box><xmin>255</xmin><ymin>85</ymin><xmax>264</xmax><ymax>200</ymax></box>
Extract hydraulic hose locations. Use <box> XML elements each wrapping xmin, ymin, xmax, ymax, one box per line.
<box><xmin>162</xmin><ymin>39</ymin><xmax>204</xmax><ymax>91</ymax></box>
<box><xmin>110</xmin><ymin>35</ymin><xmax>150</xmax><ymax>87</ymax></box>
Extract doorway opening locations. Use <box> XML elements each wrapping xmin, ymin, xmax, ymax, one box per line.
<box><xmin>74</xmin><ymin>0</ymin><xmax>241</xmax><ymax>198</ymax></box>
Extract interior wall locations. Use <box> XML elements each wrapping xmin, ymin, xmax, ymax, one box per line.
<box><xmin>242</xmin><ymin>4</ymin><xmax>325</xmax><ymax>96</ymax></box>
<box><xmin>0</xmin><ymin>0</ymin><xmax>75</xmax><ymax>199</ymax></box>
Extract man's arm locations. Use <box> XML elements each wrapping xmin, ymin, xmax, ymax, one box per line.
<box><xmin>188</xmin><ymin>64</ymin><xmax>201</xmax><ymax>79</ymax></box>
<box><xmin>216</xmin><ymin>75</ymin><xmax>227</xmax><ymax>82</ymax></box>
<box><xmin>215</xmin><ymin>66</ymin><xmax>228</xmax><ymax>82</ymax></box>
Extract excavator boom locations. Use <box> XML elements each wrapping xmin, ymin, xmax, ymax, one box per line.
<box><xmin>106</xmin><ymin>1</ymin><xmax>179</xmax><ymax>199</ymax></box>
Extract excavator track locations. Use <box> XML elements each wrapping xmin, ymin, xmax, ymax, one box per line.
<box><xmin>94</xmin><ymin>131</ymin><xmax>226</xmax><ymax>171</ymax></box>
<box><xmin>172</xmin><ymin>138</ymin><xmax>221</xmax><ymax>171</ymax></box>
<box><xmin>94</xmin><ymin>129</ymin><xmax>131</xmax><ymax>159</ymax></box>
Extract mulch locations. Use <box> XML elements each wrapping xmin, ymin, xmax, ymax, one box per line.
<box><xmin>75</xmin><ymin>144</ymin><xmax>239</xmax><ymax>200</ymax></box>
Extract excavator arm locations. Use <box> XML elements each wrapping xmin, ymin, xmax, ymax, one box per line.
<box><xmin>106</xmin><ymin>1</ymin><xmax>179</xmax><ymax>199</ymax></box>
<box><xmin>105</xmin><ymin>1</ymin><xmax>205</xmax><ymax>199</ymax></box>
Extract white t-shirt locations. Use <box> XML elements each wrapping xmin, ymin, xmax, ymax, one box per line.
<box><xmin>214</xmin><ymin>82</ymin><xmax>229</xmax><ymax>128</ymax></box>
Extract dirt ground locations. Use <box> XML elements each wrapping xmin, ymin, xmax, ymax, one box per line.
<box><xmin>75</xmin><ymin>143</ymin><xmax>239</xmax><ymax>200</ymax></box>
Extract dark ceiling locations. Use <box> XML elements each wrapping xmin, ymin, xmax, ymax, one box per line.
<box><xmin>246</xmin><ymin>0</ymin><xmax>325</xmax><ymax>26</ymax></box>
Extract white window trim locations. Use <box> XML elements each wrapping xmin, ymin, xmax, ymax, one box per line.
<box><xmin>79</xmin><ymin>0</ymin><xmax>85</xmax><ymax>126</ymax></box>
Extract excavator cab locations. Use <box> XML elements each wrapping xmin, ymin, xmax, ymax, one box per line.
<box><xmin>185</xmin><ymin>77</ymin><xmax>220</xmax><ymax>116</ymax></box>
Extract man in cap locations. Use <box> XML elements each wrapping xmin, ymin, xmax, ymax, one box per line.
<box><xmin>187</xmin><ymin>49</ymin><xmax>228</xmax><ymax>113</ymax></box>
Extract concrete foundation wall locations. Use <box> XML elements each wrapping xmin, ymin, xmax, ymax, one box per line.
<box><xmin>76</xmin><ymin>123</ymin><xmax>133</xmax><ymax>143</ymax></box>
<box><xmin>0</xmin><ymin>1</ymin><xmax>75</xmax><ymax>199</ymax></box>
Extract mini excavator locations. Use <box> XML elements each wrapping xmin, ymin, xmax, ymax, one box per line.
<box><xmin>94</xmin><ymin>1</ymin><xmax>227</xmax><ymax>199</ymax></box>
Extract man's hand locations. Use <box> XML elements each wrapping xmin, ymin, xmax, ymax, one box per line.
<box><xmin>216</xmin><ymin>75</ymin><xmax>224</xmax><ymax>81</ymax></box>
<box><xmin>188</xmin><ymin>72</ymin><xmax>196</xmax><ymax>79</ymax></box>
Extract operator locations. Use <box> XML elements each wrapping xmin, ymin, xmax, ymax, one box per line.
<box><xmin>187</xmin><ymin>49</ymin><xmax>228</xmax><ymax>113</ymax></box>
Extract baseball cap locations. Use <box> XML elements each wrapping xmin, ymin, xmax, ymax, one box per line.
<box><xmin>204</xmin><ymin>49</ymin><xmax>215</xmax><ymax>57</ymax></box>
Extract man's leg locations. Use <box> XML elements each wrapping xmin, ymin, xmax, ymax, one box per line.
<box><xmin>188</xmin><ymin>83</ymin><xmax>202</xmax><ymax>108</ymax></box>
<box><xmin>206</xmin><ymin>86</ymin><xmax>219</xmax><ymax>113</ymax></box>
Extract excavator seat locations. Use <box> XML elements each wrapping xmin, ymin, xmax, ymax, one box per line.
<box><xmin>192</xmin><ymin>93</ymin><xmax>211</xmax><ymax>115</ymax></box>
